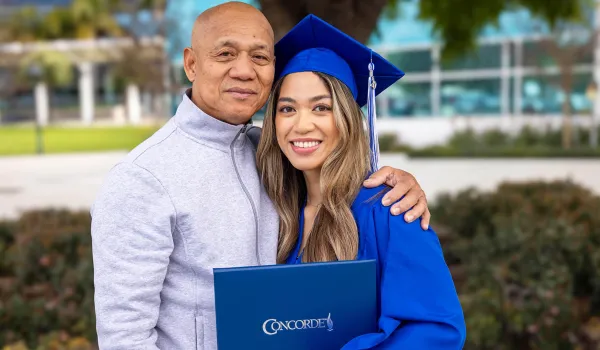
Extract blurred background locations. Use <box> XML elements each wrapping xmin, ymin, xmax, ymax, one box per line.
<box><xmin>1</xmin><ymin>0</ymin><xmax>599</xmax><ymax>349</ymax></box>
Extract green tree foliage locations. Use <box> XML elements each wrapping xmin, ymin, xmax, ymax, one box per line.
<box><xmin>419</xmin><ymin>0</ymin><xmax>587</xmax><ymax>59</ymax></box>
<box><xmin>258</xmin><ymin>0</ymin><xmax>587</xmax><ymax>60</ymax></box>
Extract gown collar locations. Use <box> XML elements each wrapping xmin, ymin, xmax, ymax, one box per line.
<box><xmin>288</xmin><ymin>201</ymin><xmax>306</xmax><ymax>264</ymax></box>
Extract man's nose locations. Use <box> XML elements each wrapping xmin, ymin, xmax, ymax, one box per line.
<box><xmin>229</xmin><ymin>53</ymin><xmax>257</xmax><ymax>81</ymax></box>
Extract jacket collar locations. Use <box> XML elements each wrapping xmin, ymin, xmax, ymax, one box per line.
<box><xmin>173</xmin><ymin>89</ymin><xmax>249</xmax><ymax>151</ymax></box>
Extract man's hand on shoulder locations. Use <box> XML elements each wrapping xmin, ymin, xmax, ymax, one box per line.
<box><xmin>363</xmin><ymin>166</ymin><xmax>430</xmax><ymax>230</ymax></box>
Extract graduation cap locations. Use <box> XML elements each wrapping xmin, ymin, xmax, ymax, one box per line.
<box><xmin>274</xmin><ymin>14</ymin><xmax>405</xmax><ymax>171</ymax></box>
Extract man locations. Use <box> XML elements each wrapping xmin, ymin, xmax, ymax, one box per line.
<box><xmin>91</xmin><ymin>2</ymin><xmax>430</xmax><ymax>349</ymax></box>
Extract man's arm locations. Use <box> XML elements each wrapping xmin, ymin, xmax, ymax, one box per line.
<box><xmin>363</xmin><ymin>166</ymin><xmax>430</xmax><ymax>230</ymax></box>
<box><xmin>249</xmin><ymin>125</ymin><xmax>430</xmax><ymax>229</ymax></box>
<box><xmin>91</xmin><ymin>162</ymin><xmax>176</xmax><ymax>350</ymax></box>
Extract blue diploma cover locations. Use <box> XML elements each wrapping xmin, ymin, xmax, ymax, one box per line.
<box><xmin>214</xmin><ymin>260</ymin><xmax>378</xmax><ymax>350</ymax></box>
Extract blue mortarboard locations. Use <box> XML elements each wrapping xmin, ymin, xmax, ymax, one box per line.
<box><xmin>274</xmin><ymin>14</ymin><xmax>405</xmax><ymax>171</ymax></box>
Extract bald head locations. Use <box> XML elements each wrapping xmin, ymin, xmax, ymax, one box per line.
<box><xmin>192</xmin><ymin>2</ymin><xmax>274</xmax><ymax>48</ymax></box>
<box><xmin>183</xmin><ymin>2</ymin><xmax>276</xmax><ymax>125</ymax></box>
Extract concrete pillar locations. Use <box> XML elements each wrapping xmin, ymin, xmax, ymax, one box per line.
<box><xmin>78</xmin><ymin>62</ymin><xmax>94</xmax><ymax>125</ymax></box>
<box><xmin>431</xmin><ymin>44</ymin><xmax>441</xmax><ymax>117</ymax></box>
<box><xmin>591</xmin><ymin>1</ymin><xmax>600</xmax><ymax>148</ymax></box>
<box><xmin>500</xmin><ymin>41</ymin><xmax>511</xmax><ymax>116</ymax></box>
<box><xmin>513</xmin><ymin>39</ymin><xmax>524</xmax><ymax>117</ymax></box>
<box><xmin>34</xmin><ymin>81</ymin><xmax>49</xmax><ymax>126</ymax></box>
<box><xmin>126</xmin><ymin>83</ymin><xmax>141</xmax><ymax>125</ymax></box>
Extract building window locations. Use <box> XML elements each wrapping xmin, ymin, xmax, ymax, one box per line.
<box><xmin>386</xmin><ymin>50</ymin><xmax>432</xmax><ymax>73</ymax></box>
<box><xmin>523</xmin><ymin>39</ymin><xmax>594</xmax><ymax>68</ymax></box>
<box><xmin>386</xmin><ymin>81</ymin><xmax>432</xmax><ymax>117</ymax></box>
<box><xmin>521</xmin><ymin>73</ymin><xmax>593</xmax><ymax>114</ymax></box>
<box><xmin>440</xmin><ymin>79</ymin><xmax>501</xmax><ymax>116</ymax></box>
<box><xmin>441</xmin><ymin>44</ymin><xmax>502</xmax><ymax>70</ymax></box>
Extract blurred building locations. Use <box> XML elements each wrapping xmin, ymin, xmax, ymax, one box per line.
<box><xmin>1</xmin><ymin>0</ymin><xmax>599</xmax><ymax>147</ymax></box>
<box><xmin>165</xmin><ymin>0</ymin><xmax>600</xmax><ymax>147</ymax></box>
<box><xmin>0</xmin><ymin>0</ymin><xmax>165</xmax><ymax>126</ymax></box>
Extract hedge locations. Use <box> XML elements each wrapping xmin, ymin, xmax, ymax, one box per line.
<box><xmin>378</xmin><ymin>125</ymin><xmax>600</xmax><ymax>157</ymax></box>
<box><xmin>0</xmin><ymin>210</ymin><xmax>96</xmax><ymax>349</ymax></box>
<box><xmin>2</xmin><ymin>180</ymin><xmax>600</xmax><ymax>349</ymax></box>
<box><xmin>433</xmin><ymin>180</ymin><xmax>600</xmax><ymax>349</ymax></box>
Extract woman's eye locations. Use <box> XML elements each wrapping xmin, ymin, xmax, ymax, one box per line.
<box><xmin>279</xmin><ymin>106</ymin><xmax>294</xmax><ymax>113</ymax></box>
<box><xmin>314</xmin><ymin>105</ymin><xmax>331</xmax><ymax>112</ymax></box>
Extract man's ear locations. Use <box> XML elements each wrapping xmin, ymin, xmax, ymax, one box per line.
<box><xmin>183</xmin><ymin>47</ymin><xmax>196</xmax><ymax>82</ymax></box>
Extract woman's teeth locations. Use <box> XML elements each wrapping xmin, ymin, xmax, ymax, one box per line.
<box><xmin>293</xmin><ymin>141</ymin><xmax>321</xmax><ymax>148</ymax></box>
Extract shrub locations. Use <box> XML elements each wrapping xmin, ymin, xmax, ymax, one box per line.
<box><xmin>2</xmin><ymin>180</ymin><xmax>600</xmax><ymax>349</ymax></box>
<box><xmin>378</xmin><ymin>133</ymin><xmax>400</xmax><ymax>152</ymax></box>
<box><xmin>432</xmin><ymin>180</ymin><xmax>600</xmax><ymax>349</ymax></box>
<box><xmin>0</xmin><ymin>210</ymin><xmax>95</xmax><ymax>349</ymax></box>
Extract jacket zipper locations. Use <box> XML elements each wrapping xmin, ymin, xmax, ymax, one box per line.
<box><xmin>230</xmin><ymin>124</ymin><xmax>261</xmax><ymax>265</ymax></box>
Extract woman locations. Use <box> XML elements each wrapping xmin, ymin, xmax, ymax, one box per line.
<box><xmin>257</xmin><ymin>15</ymin><xmax>466</xmax><ymax>349</ymax></box>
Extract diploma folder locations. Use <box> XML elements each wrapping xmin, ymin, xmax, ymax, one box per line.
<box><xmin>213</xmin><ymin>260</ymin><xmax>377</xmax><ymax>350</ymax></box>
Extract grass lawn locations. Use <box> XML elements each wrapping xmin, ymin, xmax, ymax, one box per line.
<box><xmin>0</xmin><ymin>125</ymin><xmax>160</xmax><ymax>156</ymax></box>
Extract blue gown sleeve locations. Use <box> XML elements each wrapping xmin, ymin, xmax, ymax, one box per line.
<box><xmin>343</xmin><ymin>204</ymin><xmax>466</xmax><ymax>349</ymax></box>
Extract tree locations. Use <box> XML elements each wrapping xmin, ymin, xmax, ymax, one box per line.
<box><xmin>258</xmin><ymin>0</ymin><xmax>391</xmax><ymax>43</ymax></box>
<box><xmin>1</xmin><ymin>0</ymin><xmax>171</xmax><ymax>123</ymax></box>
<box><xmin>258</xmin><ymin>0</ymin><xmax>585</xmax><ymax>60</ymax></box>
<box><xmin>0</xmin><ymin>1</ymin><xmax>123</xmax><ymax>42</ymax></box>
<box><xmin>514</xmin><ymin>0</ymin><xmax>596</xmax><ymax>149</ymax></box>
<box><xmin>538</xmin><ymin>27</ymin><xmax>597</xmax><ymax>150</ymax></box>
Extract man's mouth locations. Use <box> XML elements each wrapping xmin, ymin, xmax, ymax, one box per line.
<box><xmin>226</xmin><ymin>88</ymin><xmax>257</xmax><ymax>100</ymax></box>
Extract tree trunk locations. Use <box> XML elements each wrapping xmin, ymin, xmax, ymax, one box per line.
<box><xmin>562</xmin><ymin>93</ymin><xmax>573</xmax><ymax>150</ymax></box>
<box><xmin>258</xmin><ymin>0</ymin><xmax>390</xmax><ymax>43</ymax></box>
<box><xmin>561</xmin><ymin>67</ymin><xmax>574</xmax><ymax>150</ymax></box>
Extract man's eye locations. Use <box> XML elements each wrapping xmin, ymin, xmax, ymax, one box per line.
<box><xmin>219</xmin><ymin>52</ymin><xmax>233</xmax><ymax>57</ymax></box>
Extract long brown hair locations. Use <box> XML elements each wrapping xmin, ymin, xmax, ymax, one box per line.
<box><xmin>256</xmin><ymin>72</ymin><xmax>371</xmax><ymax>263</ymax></box>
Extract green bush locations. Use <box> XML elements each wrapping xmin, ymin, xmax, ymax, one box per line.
<box><xmin>378</xmin><ymin>133</ymin><xmax>400</xmax><ymax>152</ymax></box>
<box><xmin>408</xmin><ymin>146</ymin><xmax>600</xmax><ymax>158</ymax></box>
<box><xmin>432</xmin><ymin>180</ymin><xmax>600</xmax><ymax>349</ymax></box>
<box><xmin>2</xmin><ymin>180</ymin><xmax>600</xmax><ymax>349</ymax></box>
<box><xmin>0</xmin><ymin>210</ymin><xmax>96</xmax><ymax>349</ymax></box>
<box><xmin>403</xmin><ymin>125</ymin><xmax>600</xmax><ymax>157</ymax></box>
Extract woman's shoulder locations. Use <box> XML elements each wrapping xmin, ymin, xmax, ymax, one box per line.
<box><xmin>352</xmin><ymin>184</ymin><xmax>432</xmax><ymax>236</ymax></box>
<box><xmin>351</xmin><ymin>184</ymin><xmax>391</xmax><ymax>215</ymax></box>
<box><xmin>351</xmin><ymin>184</ymin><xmax>395</xmax><ymax>228</ymax></box>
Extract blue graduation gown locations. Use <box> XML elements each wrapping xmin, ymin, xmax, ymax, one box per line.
<box><xmin>285</xmin><ymin>185</ymin><xmax>466</xmax><ymax>349</ymax></box>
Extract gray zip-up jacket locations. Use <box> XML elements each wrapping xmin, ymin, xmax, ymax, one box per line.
<box><xmin>91</xmin><ymin>90</ymin><xmax>279</xmax><ymax>349</ymax></box>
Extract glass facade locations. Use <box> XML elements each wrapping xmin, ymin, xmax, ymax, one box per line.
<box><xmin>441</xmin><ymin>44</ymin><xmax>503</xmax><ymax>70</ymax></box>
<box><xmin>161</xmin><ymin>0</ymin><xmax>597</xmax><ymax>119</ymax></box>
<box><xmin>377</xmin><ymin>39</ymin><xmax>595</xmax><ymax>118</ymax></box>
<box><xmin>440</xmin><ymin>79</ymin><xmax>501</xmax><ymax>116</ymax></box>
<box><xmin>521</xmin><ymin>73</ymin><xmax>593</xmax><ymax>114</ymax></box>
<box><xmin>384</xmin><ymin>82</ymin><xmax>432</xmax><ymax>117</ymax></box>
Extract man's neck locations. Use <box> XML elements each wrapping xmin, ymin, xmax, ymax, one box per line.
<box><xmin>188</xmin><ymin>89</ymin><xmax>251</xmax><ymax>126</ymax></box>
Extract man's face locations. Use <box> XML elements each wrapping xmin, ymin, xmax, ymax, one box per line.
<box><xmin>184</xmin><ymin>13</ymin><xmax>274</xmax><ymax>125</ymax></box>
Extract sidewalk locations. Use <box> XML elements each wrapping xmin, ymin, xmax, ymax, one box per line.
<box><xmin>1</xmin><ymin>152</ymin><xmax>599</xmax><ymax>219</ymax></box>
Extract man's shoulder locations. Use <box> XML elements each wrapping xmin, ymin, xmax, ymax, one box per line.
<box><xmin>124</xmin><ymin>120</ymin><xmax>178</xmax><ymax>163</ymax></box>
<box><xmin>99</xmin><ymin>121</ymin><xmax>179</xmax><ymax>187</ymax></box>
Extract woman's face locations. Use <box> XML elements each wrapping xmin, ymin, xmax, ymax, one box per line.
<box><xmin>274</xmin><ymin>72</ymin><xmax>341</xmax><ymax>173</ymax></box>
